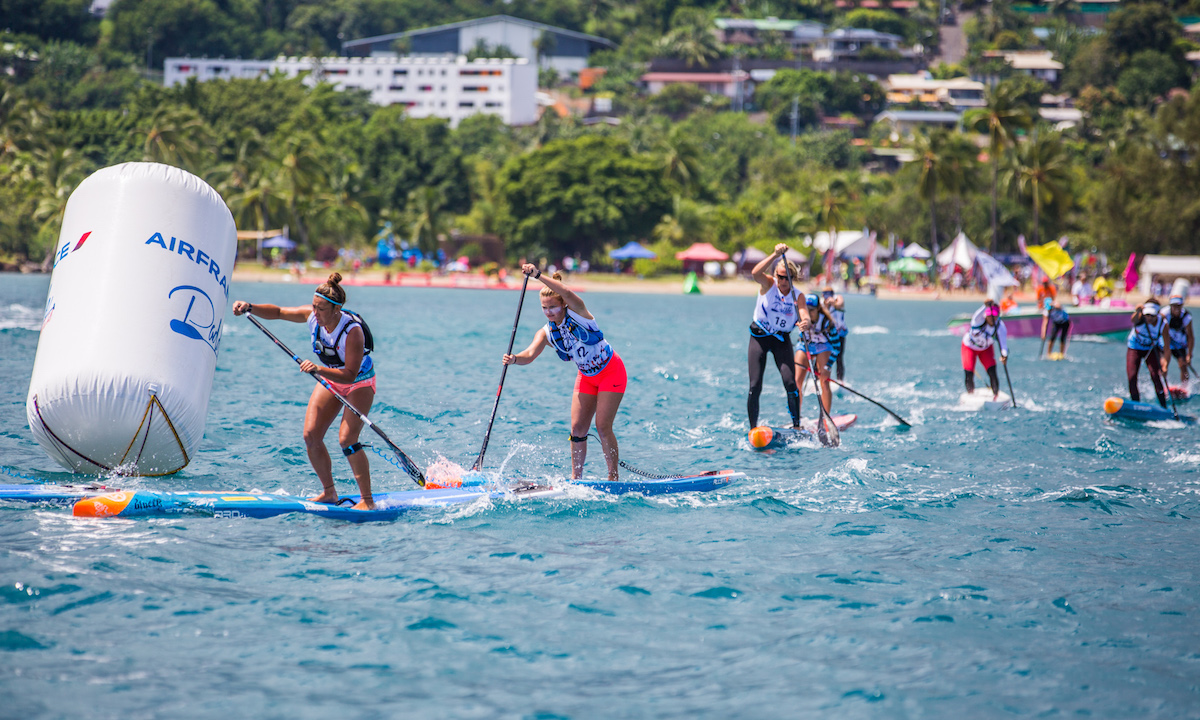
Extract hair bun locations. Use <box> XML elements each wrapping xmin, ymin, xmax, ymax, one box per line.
<box><xmin>328</xmin><ymin>272</ymin><xmax>343</xmax><ymax>285</ymax></box>
<box><xmin>552</xmin><ymin>272</ymin><xmax>564</xmax><ymax>281</ymax></box>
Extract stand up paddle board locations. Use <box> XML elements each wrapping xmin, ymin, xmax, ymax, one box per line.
<box><xmin>69</xmin><ymin>470</ymin><xmax>746</xmax><ymax>522</ymax></box>
<box><xmin>1169</xmin><ymin>385</ymin><xmax>1190</xmax><ymax>401</ymax></box>
<box><xmin>1103</xmin><ymin>397</ymin><xmax>1193</xmax><ymax>423</ymax></box>
<box><xmin>748</xmin><ymin>415</ymin><xmax>857</xmax><ymax>450</ymax></box>
<box><xmin>0</xmin><ymin>482</ymin><xmax>115</xmax><ymax>504</ymax></box>
<box><xmin>959</xmin><ymin>389</ymin><xmax>1012</xmax><ymax>411</ymax></box>
<box><xmin>1047</xmin><ymin>352</ymin><xmax>1065</xmax><ymax>361</ymax></box>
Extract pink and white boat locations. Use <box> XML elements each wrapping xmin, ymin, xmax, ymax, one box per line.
<box><xmin>948</xmin><ymin>301</ymin><xmax>1133</xmax><ymax>338</ymax></box>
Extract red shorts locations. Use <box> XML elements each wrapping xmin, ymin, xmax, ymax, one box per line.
<box><xmin>326</xmin><ymin>376</ymin><xmax>376</xmax><ymax>397</ymax></box>
<box><xmin>961</xmin><ymin>344</ymin><xmax>996</xmax><ymax>372</ymax></box>
<box><xmin>574</xmin><ymin>353</ymin><xmax>627</xmax><ymax>395</ymax></box>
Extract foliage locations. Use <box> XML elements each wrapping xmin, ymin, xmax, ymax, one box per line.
<box><xmin>754</xmin><ymin>68</ymin><xmax>883</xmax><ymax>136</ymax></box>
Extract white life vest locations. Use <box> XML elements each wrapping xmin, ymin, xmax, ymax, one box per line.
<box><xmin>309</xmin><ymin>312</ymin><xmax>374</xmax><ymax>382</ymax></box>
<box><xmin>1127</xmin><ymin>315</ymin><xmax>1166</xmax><ymax>352</ymax></box>
<box><xmin>751</xmin><ymin>285</ymin><xmax>800</xmax><ymax>338</ymax></box>
<box><xmin>546</xmin><ymin>308</ymin><xmax>614</xmax><ymax>377</ymax></box>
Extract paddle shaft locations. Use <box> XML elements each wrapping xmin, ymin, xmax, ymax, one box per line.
<box><xmin>473</xmin><ymin>274</ymin><xmax>530</xmax><ymax>470</ymax></box>
<box><xmin>802</xmin><ymin>330</ymin><xmax>840</xmax><ymax>447</ymax></box>
<box><xmin>829</xmin><ymin>378</ymin><xmax>911</xmax><ymax>427</ymax></box>
<box><xmin>245</xmin><ymin>314</ymin><xmax>426</xmax><ymax>486</ymax></box>
<box><xmin>1001</xmin><ymin>358</ymin><xmax>1017</xmax><ymax>409</ymax></box>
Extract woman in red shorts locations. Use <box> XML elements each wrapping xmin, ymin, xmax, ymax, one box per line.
<box><xmin>504</xmin><ymin>264</ymin><xmax>627</xmax><ymax>480</ymax></box>
<box><xmin>232</xmin><ymin>273</ymin><xmax>377</xmax><ymax>509</ymax></box>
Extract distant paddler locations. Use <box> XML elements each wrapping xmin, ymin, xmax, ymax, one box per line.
<box><xmin>822</xmin><ymin>286</ymin><xmax>848</xmax><ymax>382</ymax></box>
<box><xmin>1125</xmin><ymin>298</ymin><xmax>1169</xmax><ymax>409</ymax></box>
<box><xmin>961</xmin><ymin>300</ymin><xmax>1009</xmax><ymax>398</ymax></box>
<box><xmin>1166</xmin><ymin>295</ymin><xmax>1194</xmax><ymax>389</ymax></box>
<box><xmin>232</xmin><ymin>273</ymin><xmax>378</xmax><ymax>509</ymax></box>
<box><xmin>503</xmin><ymin>264</ymin><xmax>627</xmax><ymax>480</ymax></box>
<box><xmin>1040</xmin><ymin>299</ymin><xmax>1071</xmax><ymax>359</ymax></box>
<box><xmin>746</xmin><ymin>243</ymin><xmax>802</xmax><ymax>429</ymax></box>
<box><xmin>795</xmin><ymin>292</ymin><xmax>839</xmax><ymax>417</ymax></box>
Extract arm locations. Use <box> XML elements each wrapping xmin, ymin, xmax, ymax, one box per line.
<box><xmin>998</xmin><ymin>322</ymin><xmax>1009</xmax><ymax>359</ymax></box>
<box><xmin>232</xmin><ymin>301</ymin><xmax>310</xmax><ymax>323</ymax></box>
<box><xmin>1188</xmin><ymin>322</ymin><xmax>1195</xmax><ymax>363</ymax></box>
<box><xmin>523</xmin><ymin>263</ymin><xmax>592</xmax><ymax>319</ymax></box>
<box><xmin>503</xmin><ymin>328</ymin><xmax>549</xmax><ymax>366</ymax></box>
<box><xmin>1040</xmin><ymin>314</ymin><xmax>1048</xmax><ymax>340</ymax></box>
<box><xmin>751</xmin><ymin>244</ymin><xmax>789</xmax><ymax>294</ymax></box>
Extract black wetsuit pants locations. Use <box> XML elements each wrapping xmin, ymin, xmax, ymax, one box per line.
<box><xmin>748</xmin><ymin>328</ymin><xmax>800</xmax><ymax>428</ymax></box>
<box><xmin>1127</xmin><ymin>347</ymin><xmax>1167</xmax><ymax>408</ymax></box>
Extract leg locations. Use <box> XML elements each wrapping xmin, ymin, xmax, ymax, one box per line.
<box><xmin>570</xmin><ymin>391</ymin><xmax>598</xmax><ymax>480</ymax></box>
<box><xmin>986</xmin><ymin>366</ymin><xmax>1000</xmax><ymax>397</ymax></box>
<box><xmin>303</xmin><ymin>384</ymin><xmax>346</xmax><ymax>503</ymax></box>
<box><xmin>961</xmin><ymin>344</ymin><xmax>977</xmax><ymax>393</ymax></box>
<box><xmin>1126</xmin><ymin>348</ymin><xmax>1142</xmax><ymax>402</ymax></box>
<box><xmin>1146</xmin><ymin>349</ymin><xmax>1168</xmax><ymax>408</ymax></box>
<box><xmin>1060</xmin><ymin>322</ymin><xmax>1071</xmax><ymax>355</ymax></box>
<box><xmin>747</xmin><ymin>336</ymin><xmax>769</xmax><ymax>428</ymax></box>
<box><xmin>768</xmin><ymin>337</ymin><xmax>800</xmax><ymax>427</ymax></box>
<box><xmin>338</xmin><ymin>385</ymin><xmax>376</xmax><ymax>509</ymax></box>
<box><xmin>593</xmin><ymin>390</ymin><xmax>624</xmax><ymax>481</ymax></box>
<box><xmin>814</xmin><ymin>350</ymin><xmax>833</xmax><ymax>413</ymax></box>
<box><xmin>794</xmin><ymin>349</ymin><xmax>811</xmax><ymax>419</ymax></box>
<box><xmin>835</xmin><ymin>337</ymin><xmax>846</xmax><ymax>382</ymax></box>
<box><xmin>964</xmin><ymin>369</ymin><xmax>975</xmax><ymax>394</ymax></box>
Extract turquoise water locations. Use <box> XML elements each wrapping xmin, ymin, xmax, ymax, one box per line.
<box><xmin>2</xmin><ymin>273</ymin><xmax>1198</xmax><ymax>718</ymax></box>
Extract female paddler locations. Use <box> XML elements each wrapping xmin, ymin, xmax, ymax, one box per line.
<box><xmin>794</xmin><ymin>292</ymin><xmax>839</xmax><ymax>417</ymax></box>
<box><xmin>1126</xmin><ymin>298</ymin><xmax>1169</xmax><ymax>408</ymax></box>
<box><xmin>961</xmin><ymin>300</ymin><xmax>1009</xmax><ymax>397</ymax></box>
<box><xmin>503</xmin><ymin>265</ymin><xmax>626</xmax><ymax>480</ymax></box>
<box><xmin>747</xmin><ymin>243</ymin><xmax>802</xmax><ymax>429</ymax></box>
<box><xmin>232</xmin><ymin>273</ymin><xmax>377</xmax><ymax>509</ymax></box>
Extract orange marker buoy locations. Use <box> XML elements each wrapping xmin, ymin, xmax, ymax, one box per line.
<box><xmin>1103</xmin><ymin>397</ymin><xmax>1123</xmax><ymax>415</ymax></box>
<box><xmin>748</xmin><ymin>426</ymin><xmax>775</xmax><ymax>449</ymax></box>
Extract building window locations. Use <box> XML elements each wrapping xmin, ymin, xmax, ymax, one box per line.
<box><xmin>389</xmin><ymin>85</ymin><xmax>405</xmax><ymax>91</ymax></box>
<box><xmin>419</xmin><ymin>85</ymin><xmax>433</xmax><ymax>91</ymax></box>
<box><xmin>440</xmin><ymin>85</ymin><xmax>446</xmax><ymax>92</ymax></box>
<box><xmin>459</xmin><ymin>101</ymin><xmax>474</xmax><ymax>107</ymax></box>
<box><xmin>393</xmin><ymin>69</ymin><xmax>408</xmax><ymax>76</ymax></box>
<box><xmin>441</xmin><ymin>70</ymin><xmax>446</xmax><ymax>76</ymax></box>
<box><xmin>460</xmin><ymin>69</ymin><xmax>503</xmax><ymax>76</ymax></box>
<box><xmin>484</xmin><ymin>101</ymin><xmax>502</xmax><ymax>107</ymax></box>
<box><xmin>462</xmin><ymin>85</ymin><xmax>488</xmax><ymax>92</ymax></box>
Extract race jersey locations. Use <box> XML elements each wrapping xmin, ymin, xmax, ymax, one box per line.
<box><xmin>828</xmin><ymin>307</ymin><xmax>847</xmax><ymax>342</ymax></box>
<box><xmin>751</xmin><ymin>285</ymin><xmax>801</xmax><ymax>338</ymax></box>
<box><xmin>794</xmin><ymin>312</ymin><xmax>835</xmax><ymax>346</ymax></box>
<box><xmin>1168</xmin><ymin>310</ymin><xmax>1192</xmax><ymax>350</ymax></box>
<box><xmin>1126</xmin><ymin>314</ymin><xmax>1168</xmax><ymax>352</ymax></box>
<box><xmin>962</xmin><ymin>306</ymin><xmax>1009</xmax><ymax>354</ymax></box>
<box><xmin>309</xmin><ymin>312</ymin><xmax>374</xmax><ymax>382</ymax></box>
<box><xmin>546</xmin><ymin>308</ymin><xmax>614</xmax><ymax>377</ymax></box>
<box><xmin>1046</xmin><ymin>305</ymin><xmax>1069</xmax><ymax>325</ymax></box>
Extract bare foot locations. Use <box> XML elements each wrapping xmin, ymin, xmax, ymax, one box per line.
<box><xmin>353</xmin><ymin>498</ymin><xmax>375</xmax><ymax>511</ymax></box>
<box><xmin>309</xmin><ymin>490</ymin><xmax>338</xmax><ymax>504</ymax></box>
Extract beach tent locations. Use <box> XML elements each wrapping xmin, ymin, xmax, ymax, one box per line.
<box><xmin>888</xmin><ymin>257</ymin><xmax>928</xmax><ymax>274</ymax></box>
<box><xmin>609</xmin><ymin>241</ymin><xmax>657</xmax><ymax>260</ymax></box>
<box><xmin>812</xmin><ymin>229</ymin><xmax>890</xmax><ymax>260</ymax></box>
<box><xmin>262</xmin><ymin>235</ymin><xmax>296</xmax><ymax>250</ymax></box>
<box><xmin>901</xmin><ymin>243</ymin><xmax>931</xmax><ymax>259</ymax></box>
<box><xmin>936</xmin><ymin>232</ymin><xmax>977</xmax><ymax>271</ymax></box>
<box><xmin>733</xmin><ymin>246</ymin><xmax>767</xmax><ymax>267</ymax></box>
<box><xmin>1136</xmin><ymin>254</ymin><xmax>1200</xmax><ymax>296</ymax></box>
<box><xmin>675</xmin><ymin>243</ymin><xmax>729</xmax><ymax>261</ymax></box>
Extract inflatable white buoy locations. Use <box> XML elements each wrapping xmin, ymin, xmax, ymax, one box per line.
<box><xmin>26</xmin><ymin>163</ymin><xmax>237</xmax><ymax>475</ymax></box>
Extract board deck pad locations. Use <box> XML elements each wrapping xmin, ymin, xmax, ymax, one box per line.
<box><xmin>748</xmin><ymin>414</ymin><xmax>857</xmax><ymax>450</ymax></box>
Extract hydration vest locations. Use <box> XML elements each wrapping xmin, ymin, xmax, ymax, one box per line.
<box><xmin>311</xmin><ymin>310</ymin><xmax>373</xmax><ymax>369</ymax></box>
<box><xmin>1168</xmin><ymin>310</ymin><xmax>1192</xmax><ymax>349</ymax></box>
<box><xmin>546</xmin><ymin>309</ymin><xmax>613</xmax><ymax>377</ymax></box>
<box><xmin>1127</xmin><ymin>315</ymin><xmax>1165</xmax><ymax>352</ymax></box>
<box><xmin>751</xmin><ymin>285</ymin><xmax>800</xmax><ymax>339</ymax></box>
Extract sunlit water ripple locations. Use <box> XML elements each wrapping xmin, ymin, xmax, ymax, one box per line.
<box><xmin>2</xmin><ymin>274</ymin><xmax>1197</xmax><ymax>718</ymax></box>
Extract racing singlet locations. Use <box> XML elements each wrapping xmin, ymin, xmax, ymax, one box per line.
<box><xmin>309</xmin><ymin>312</ymin><xmax>375</xmax><ymax>382</ymax></box>
<box><xmin>1127</xmin><ymin>315</ymin><xmax>1167</xmax><ymax>351</ymax></box>
<box><xmin>797</xmin><ymin>313</ymin><xmax>835</xmax><ymax>346</ymax></box>
<box><xmin>751</xmin><ymin>285</ymin><xmax>801</xmax><ymax>339</ymax></box>
<box><xmin>1168</xmin><ymin>310</ymin><xmax>1192</xmax><ymax>350</ymax></box>
<box><xmin>546</xmin><ymin>308</ymin><xmax>614</xmax><ymax>377</ymax></box>
<box><xmin>1047</xmin><ymin>306</ymin><xmax>1069</xmax><ymax>325</ymax></box>
<box><xmin>962</xmin><ymin>306</ymin><xmax>1009</xmax><ymax>354</ymax></box>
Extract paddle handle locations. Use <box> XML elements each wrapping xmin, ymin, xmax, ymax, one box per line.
<box><xmin>473</xmin><ymin>274</ymin><xmax>531</xmax><ymax>471</ymax></box>
<box><xmin>244</xmin><ymin>314</ymin><xmax>426</xmax><ymax>486</ymax></box>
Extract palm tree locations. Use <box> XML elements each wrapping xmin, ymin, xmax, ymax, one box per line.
<box><xmin>659</xmin><ymin>126</ymin><xmax>703</xmax><ymax>192</ymax></box>
<box><xmin>313</xmin><ymin>156</ymin><xmax>370</xmax><ymax>246</ymax></box>
<box><xmin>408</xmin><ymin>185</ymin><xmax>445</xmax><ymax>256</ymax></box>
<box><xmin>274</xmin><ymin>133</ymin><xmax>326</xmax><ymax>247</ymax></box>
<box><xmin>910</xmin><ymin>129</ymin><xmax>974</xmax><ymax>267</ymax></box>
<box><xmin>652</xmin><ymin>195</ymin><xmax>712</xmax><ymax>247</ymax></box>
<box><xmin>13</xmin><ymin>129</ymin><xmax>93</xmax><ymax>266</ymax></box>
<box><xmin>813</xmin><ymin>177</ymin><xmax>855</xmax><ymax>281</ymax></box>
<box><xmin>1003</xmin><ymin>130</ymin><xmax>1072</xmax><ymax>245</ymax></box>
<box><xmin>136</xmin><ymin>104</ymin><xmax>211</xmax><ymax>172</ymax></box>
<box><xmin>657</xmin><ymin>9</ymin><xmax>723</xmax><ymax>67</ymax></box>
<box><xmin>965</xmin><ymin>81</ymin><xmax>1034</xmax><ymax>252</ymax></box>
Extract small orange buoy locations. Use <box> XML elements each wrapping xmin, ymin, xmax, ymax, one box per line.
<box><xmin>1103</xmin><ymin>397</ymin><xmax>1123</xmax><ymax>415</ymax></box>
<box><xmin>748</xmin><ymin>426</ymin><xmax>775</xmax><ymax>449</ymax></box>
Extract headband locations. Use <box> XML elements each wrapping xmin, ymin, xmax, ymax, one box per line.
<box><xmin>315</xmin><ymin>292</ymin><xmax>343</xmax><ymax>307</ymax></box>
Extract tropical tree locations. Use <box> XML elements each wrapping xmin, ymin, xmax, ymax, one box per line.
<box><xmin>408</xmin><ymin>185</ymin><xmax>446</xmax><ymax>256</ymax></box>
<box><xmin>965</xmin><ymin>81</ymin><xmax>1034</xmax><ymax>253</ymax></box>
<box><xmin>12</xmin><ymin>129</ymin><xmax>93</xmax><ymax>263</ymax></box>
<box><xmin>658</xmin><ymin>125</ymin><xmax>703</xmax><ymax>193</ymax></box>
<box><xmin>909</xmin><ymin>129</ymin><xmax>976</xmax><ymax>262</ymax></box>
<box><xmin>1003</xmin><ymin>131</ymin><xmax>1073</xmax><ymax>245</ymax></box>
<box><xmin>136</xmin><ymin>104</ymin><xmax>211</xmax><ymax>172</ymax></box>
<box><xmin>657</xmin><ymin>8</ymin><xmax>723</xmax><ymax>67</ymax></box>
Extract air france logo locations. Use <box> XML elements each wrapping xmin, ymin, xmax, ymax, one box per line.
<box><xmin>168</xmin><ymin>285</ymin><xmax>222</xmax><ymax>355</ymax></box>
<box><xmin>145</xmin><ymin>232</ymin><xmax>230</xmax><ymax>297</ymax></box>
<box><xmin>52</xmin><ymin>231</ymin><xmax>92</xmax><ymax>268</ymax></box>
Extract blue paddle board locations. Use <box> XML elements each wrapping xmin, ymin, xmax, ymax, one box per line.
<box><xmin>1104</xmin><ymin>397</ymin><xmax>1193</xmax><ymax>423</ymax></box>
<box><xmin>0</xmin><ymin>482</ymin><xmax>116</xmax><ymax>504</ymax></box>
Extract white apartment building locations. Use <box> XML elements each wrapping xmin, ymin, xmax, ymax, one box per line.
<box><xmin>163</xmin><ymin>55</ymin><xmax>537</xmax><ymax>127</ymax></box>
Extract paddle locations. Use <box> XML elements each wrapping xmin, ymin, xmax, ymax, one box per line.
<box><xmin>473</xmin><ymin>273</ymin><xmax>531</xmax><ymax>471</ymax></box>
<box><xmin>802</xmin><ymin>331</ymin><xmax>840</xmax><ymax>448</ymax></box>
<box><xmin>245</xmin><ymin>314</ymin><xmax>426</xmax><ymax>487</ymax></box>
<box><xmin>1001</xmin><ymin>356</ymin><xmax>1018</xmax><ymax>409</ymax></box>
<box><xmin>829</xmin><ymin>378</ymin><xmax>911</xmax><ymax>427</ymax></box>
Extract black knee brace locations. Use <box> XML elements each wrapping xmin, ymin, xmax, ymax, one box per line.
<box><xmin>342</xmin><ymin>442</ymin><xmax>364</xmax><ymax>457</ymax></box>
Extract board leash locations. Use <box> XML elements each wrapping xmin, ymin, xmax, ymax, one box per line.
<box><xmin>584</xmin><ymin>434</ymin><xmax>675</xmax><ymax>479</ymax></box>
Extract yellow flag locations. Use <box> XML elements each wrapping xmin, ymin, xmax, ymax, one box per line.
<box><xmin>1026</xmin><ymin>241</ymin><xmax>1075</xmax><ymax>280</ymax></box>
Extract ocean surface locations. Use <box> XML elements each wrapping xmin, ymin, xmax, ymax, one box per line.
<box><xmin>2</xmin><ymin>273</ymin><xmax>1198</xmax><ymax>719</ymax></box>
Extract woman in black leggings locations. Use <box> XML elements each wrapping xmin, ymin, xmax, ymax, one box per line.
<box><xmin>747</xmin><ymin>244</ymin><xmax>802</xmax><ymax>428</ymax></box>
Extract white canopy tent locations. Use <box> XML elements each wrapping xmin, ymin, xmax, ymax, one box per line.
<box><xmin>811</xmin><ymin>230</ymin><xmax>891</xmax><ymax>259</ymax></box>
<box><xmin>1138</xmin><ymin>255</ymin><xmax>1200</xmax><ymax>296</ymax></box>
<box><xmin>936</xmin><ymin>232</ymin><xmax>977</xmax><ymax>271</ymax></box>
<box><xmin>901</xmin><ymin>242</ymin><xmax>931</xmax><ymax>259</ymax></box>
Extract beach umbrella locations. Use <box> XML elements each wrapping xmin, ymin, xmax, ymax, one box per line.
<box><xmin>888</xmin><ymin>257</ymin><xmax>927</xmax><ymax>274</ymax></box>
<box><xmin>675</xmin><ymin>243</ymin><xmax>729</xmax><ymax>261</ymax></box>
<box><xmin>262</xmin><ymin>235</ymin><xmax>296</xmax><ymax>250</ymax></box>
<box><xmin>609</xmin><ymin>241</ymin><xmax>657</xmax><ymax>260</ymax></box>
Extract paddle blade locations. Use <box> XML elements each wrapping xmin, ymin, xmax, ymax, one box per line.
<box><xmin>821</xmin><ymin>415</ymin><xmax>841</xmax><ymax>448</ymax></box>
